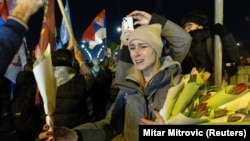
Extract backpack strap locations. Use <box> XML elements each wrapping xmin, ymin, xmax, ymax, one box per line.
<box><xmin>206</xmin><ymin>37</ymin><xmax>214</xmax><ymax>64</ymax></box>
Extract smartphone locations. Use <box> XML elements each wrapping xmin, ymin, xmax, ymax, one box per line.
<box><xmin>123</xmin><ymin>16</ymin><xmax>134</xmax><ymax>30</ymax></box>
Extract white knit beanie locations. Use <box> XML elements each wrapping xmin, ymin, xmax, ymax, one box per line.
<box><xmin>128</xmin><ymin>24</ymin><xmax>163</xmax><ymax>57</ymax></box>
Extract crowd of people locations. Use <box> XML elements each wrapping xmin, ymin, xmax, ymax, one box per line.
<box><xmin>0</xmin><ymin>0</ymin><xmax>241</xmax><ymax>141</ymax></box>
<box><xmin>239</xmin><ymin>56</ymin><xmax>250</xmax><ymax>65</ymax></box>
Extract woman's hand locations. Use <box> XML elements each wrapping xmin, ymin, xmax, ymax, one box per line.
<box><xmin>128</xmin><ymin>10</ymin><xmax>152</xmax><ymax>26</ymax></box>
<box><xmin>38</xmin><ymin>124</ymin><xmax>78</xmax><ymax>141</ymax></box>
<box><xmin>140</xmin><ymin>109</ymin><xmax>165</xmax><ymax>125</ymax></box>
<box><xmin>120</xmin><ymin>10</ymin><xmax>152</xmax><ymax>47</ymax></box>
<box><xmin>120</xmin><ymin>27</ymin><xmax>133</xmax><ymax>46</ymax></box>
<box><xmin>38</xmin><ymin>124</ymin><xmax>53</xmax><ymax>140</ymax></box>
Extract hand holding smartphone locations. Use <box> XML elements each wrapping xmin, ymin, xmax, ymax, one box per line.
<box><xmin>123</xmin><ymin>16</ymin><xmax>134</xmax><ymax>31</ymax></box>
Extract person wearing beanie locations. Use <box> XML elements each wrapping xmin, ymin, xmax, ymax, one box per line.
<box><xmin>128</xmin><ymin>24</ymin><xmax>163</xmax><ymax>57</ymax></box>
<box><xmin>38</xmin><ymin>10</ymin><xmax>192</xmax><ymax>141</ymax></box>
<box><xmin>181</xmin><ymin>10</ymin><xmax>208</xmax><ymax>32</ymax></box>
<box><xmin>180</xmin><ymin>10</ymin><xmax>240</xmax><ymax>86</ymax></box>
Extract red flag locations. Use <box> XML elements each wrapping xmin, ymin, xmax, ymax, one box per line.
<box><xmin>38</xmin><ymin>0</ymin><xmax>56</xmax><ymax>53</ymax></box>
<box><xmin>0</xmin><ymin>0</ymin><xmax>9</xmax><ymax>21</ymax></box>
<box><xmin>82</xmin><ymin>9</ymin><xmax>106</xmax><ymax>41</ymax></box>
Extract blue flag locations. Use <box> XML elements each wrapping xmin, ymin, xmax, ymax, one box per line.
<box><xmin>57</xmin><ymin>0</ymin><xmax>72</xmax><ymax>49</ymax></box>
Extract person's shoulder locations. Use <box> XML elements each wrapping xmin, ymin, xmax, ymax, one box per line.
<box><xmin>16</xmin><ymin>70</ymin><xmax>36</xmax><ymax>85</ymax></box>
<box><xmin>68</xmin><ymin>75</ymin><xmax>86</xmax><ymax>88</ymax></box>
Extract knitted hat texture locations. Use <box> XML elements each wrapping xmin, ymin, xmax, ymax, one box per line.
<box><xmin>128</xmin><ymin>24</ymin><xmax>163</xmax><ymax>57</ymax></box>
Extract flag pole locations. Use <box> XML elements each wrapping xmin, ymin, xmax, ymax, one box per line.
<box><xmin>57</xmin><ymin>0</ymin><xmax>78</xmax><ymax>51</ymax></box>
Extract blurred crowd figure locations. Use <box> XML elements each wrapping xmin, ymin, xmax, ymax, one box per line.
<box><xmin>52</xmin><ymin>48</ymin><xmax>91</xmax><ymax>128</ymax></box>
<box><xmin>88</xmin><ymin>56</ymin><xmax>112</xmax><ymax>121</ymax></box>
<box><xmin>10</xmin><ymin>57</ymin><xmax>44</xmax><ymax>141</ymax></box>
<box><xmin>0</xmin><ymin>75</ymin><xmax>16</xmax><ymax>140</ymax></box>
<box><xmin>239</xmin><ymin>56</ymin><xmax>250</xmax><ymax>65</ymax></box>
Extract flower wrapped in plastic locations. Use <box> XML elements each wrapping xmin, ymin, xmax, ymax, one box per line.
<box><xmin>33</xmin><ymin>44</ymin><xmax>56</xmax><ymax>133</ymax></box>
<box><xmin>160</xmin><ymin>67</ymin><xmax>250</xmax><ymax>124</ymax></box>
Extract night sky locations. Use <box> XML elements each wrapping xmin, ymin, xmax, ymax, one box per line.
<box><xmin>25</xmin><ymin>0</ymin><xmax>250</xmax><ymax>53</ymax></box>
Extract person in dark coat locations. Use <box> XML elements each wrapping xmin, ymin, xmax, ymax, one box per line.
<box><xmin>10</xmin><ymin>61</ymin><xmax>44</xmax><ymax>141</ymax></box>
<box><xmin>88</xmin><ymin>57</ymin><xmax>112</xmax><ymax>121</ymax></box>
<box><xmin>181</xmin><ymin>10</ymin><xmax>240</xmax><ymax>85</ymax></box>
<box><xmin>0</xmin><ymin>75</ymin><xmax>17</xmax><ymax>141</ymax></box>
<box><xmin>52</xmin><ymin>48</ymin><xmax>92</xmax><ymax>128</ymax></box>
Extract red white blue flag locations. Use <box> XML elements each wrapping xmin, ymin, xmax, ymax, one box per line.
<box><xmin>82</xmin><ymin>9</ymin><xmax>106</xmax><ymax>49</ymax></box>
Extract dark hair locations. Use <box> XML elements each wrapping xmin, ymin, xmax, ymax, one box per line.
<box><xmin>24</xmin><ymin>62</ymin><xmax>33</xmax><ymax>71</ymax></box>
<box><xmin>52</xmin><ymin>48</ymin><xmax>73</xmax><ymax>67</ymax></box>
<box><xmin>24</xmin><ymin>57</ymin><xmax>34</xmax><ymax>71</ymax></box>
<box><xmin>182</xmin><ymin>10</ymin><xmax>208</xmax><ymax>26</ymax></box>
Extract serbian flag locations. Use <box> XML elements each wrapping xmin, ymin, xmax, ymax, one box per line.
<box><xmin>82</xmin><ymin>9</ymin><xmax>106</xmax><ymax>49</ymax></box>
<box><xmin>0</xmin><ymin>0</ymin><xmax>9</xmax><ymax>21</ymax></box>
<box><xmin>38</xmin><ymin>0</ymin><xmax>56</xmax><ymax>53</ymax></box>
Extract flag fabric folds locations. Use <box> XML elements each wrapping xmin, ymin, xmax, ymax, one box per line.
<box><xmin>38</xmin><ymin>0</ymin><xmax>56</xmax><ymax>53</ymax></box>
<box><xmin>56</xmin><ymin>0</ymin><xmax>72</xmax><ymax>49</ymax></box>
<box><xmin>1</xmin><ymin>0</ymin><xmax>26</xmax><ymax>83</ymax></box>
<box><xmin>4</xmin><ymin>38</ymin><xmax>27</xmax><ymax>83</ymax></box>
<box><xmin>82</xmin><ymin>9</ymin><xmax>106</xmax><ymax>49</ymax></box>
<box><xmin>0</xmin><ymin>0</ymin><xmax>9</xmax><ymax>21</ymax></box>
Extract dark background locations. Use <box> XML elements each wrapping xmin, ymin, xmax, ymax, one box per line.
<box><xmin>26</xmin><ymin>0</ymin><xmax>250</xmax><ymax>55</ymax></box>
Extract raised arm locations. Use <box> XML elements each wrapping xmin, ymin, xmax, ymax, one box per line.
<box><xmin>0</xmin><ymin>0</ymin><xmax>43</xmax><ymax>75</ymax></box>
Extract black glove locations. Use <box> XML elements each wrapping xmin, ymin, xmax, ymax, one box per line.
<box><xmin>213</xmin><ymin>23</ymin><xmax>229</xmax><ymax>37</ymax></box>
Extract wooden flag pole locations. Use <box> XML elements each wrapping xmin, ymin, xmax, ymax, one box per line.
<box><xmin>57</xmin><ymin>0</ymin><xmax>78</xmax><ymax>51</ymax></box>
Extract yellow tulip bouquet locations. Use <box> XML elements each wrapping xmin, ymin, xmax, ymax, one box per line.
<box><xmin>160</xmin><ymin>68</ymin><xmax>250</xmax><ymax>124</ymax></box>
